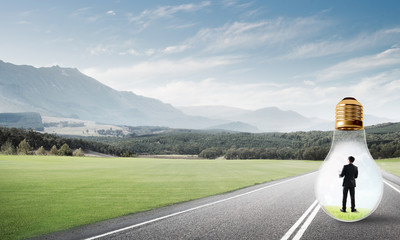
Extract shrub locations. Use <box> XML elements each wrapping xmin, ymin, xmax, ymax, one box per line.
<box><xmin>17</xmin><ymin>139</ymin><xmax>32</xmax><ymax>155</ymax></box>
<box><xmin>121</xmin><ymin>150</ymin><xmax>136</xmax><ymax>157</ymax></box>
<box><xmin>50</xmin><ymin>145</ymin><xmax>58</xmax><ymax>155</ymax></box>
<box><xmin>199</xmin><ymin>147</ymin><xmax>224</xmax><ymax>159</ymax></box>
<box><xmin>73</xmin><ymin>148</ymin><xmax>84</xmax><ymax>157</ymax></box>
<box><xmin>58</xmin><ymin>143</ymin><xmax>72</xmax><ymax>156</ymax></box>
<box><xmin>1</xmin><ymin>140</ymin><xmax>16</xmax><ymax>155</ymax></box>
<box><xmin>36</xmin><ymin>146</ymin><xmax>47</xmax><ymax>155</ymax></box>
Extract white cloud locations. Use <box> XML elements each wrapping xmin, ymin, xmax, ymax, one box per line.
<box><xmin>316</xmin><ymin>47</ymin><xmax>400</xmax><ymax>81</ymax></box>
<box><xmin>145</xmin><ymin>49</ymin><xmax>155</xmax><ymax>56</ymax></box>
<box><xmin>153</xmin><ymin>1</ymin><xmax>210</xmax><ymax>16</ymax></box>
<box><xmin>16</xmin><ymin>20</ymin><xmax>31</xmax><ymax>25</ymax></box>
<box><xmin>304</xmin><ymin>80</ymin><xmax>315</xmax><ymax>86</ymax></box>
<box><xmin>162</xmin><ymin>44</ymin><xmax>191</xmax><ymax>54</ymax></box>
<box><xmin>223</xmin><ymin>0</ymin><xmax>237</xmax><ymax>8</ymax></box>
<box><xmin>70</xmin><ymin>7</ymin><xmax>102</xmax><ymax>22</ymax></box>
<box><xmin>106</xmin><ymin>10</ymin><xmax>116</xmax><ymax>16</ymax></box>
<box><xmin>87</xmin><ymin>15</ymin><xmax>100</xmax><ymax>22</ymax></box>
<box><xmin>133</xmin><ymin>77</ymin><xmax>341</xmax><ymax>118</ymax></box>
<box><xmin>167</xmin><ymin>22</ymin><xmax>197</xmax><ymax>29</ymax></box>
<box><xmin>351</xmin><ymin>70</ymin><xmax>400</xmax><ymax>105</ymax></box>
<box><xmin>222</xmin><ymin>0</ymin><xmax>254</xmax><ymax>9</ymax></box>
<box><xmin>118</xmin><ymin>48</ymin><xmax>140</xmax><ymax>56</ymax></box>
<box><xmin>71</xmin><ymin>7</ymin><xmax>91</xmax><ymax>17</ymax></box>
<box><xmin>128</xmin><ymin>68</ymin><xmax>400</xmax><ymax>121</ymax></box>
<box><xmin>285</xmin><ymin>27</ymin><xmax>400</xmax><ymax>59</ymax></box>
<box><xmin>182</xmin><ymin>15</ymin><xmax>329</xmax><ymax>53</ymax></box>
<box><xmin>87</xmin><ymin>41</ymin><xmax>150</xmax><ymax>57</ymax></box>
<box><xmin>83</xmin><ymin>55</ymin><xmax>241</xmax><ymax>89</ymax></box>
<box><xmin>129</xmin><ymin>1</ymin><xmax>210</xmax><ymax>29</ymax></box>
<box><xmin>88</xmin><ymin>44</ymin><xmax>113</xmax><ymax>55</ymax></box>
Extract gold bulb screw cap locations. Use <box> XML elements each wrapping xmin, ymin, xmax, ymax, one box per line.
<box><xmin>335</xmin><ymin>97</ymin><xmax>364</xmax><ymax>130</ymax></box>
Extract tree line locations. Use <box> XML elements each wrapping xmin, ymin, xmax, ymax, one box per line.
<box><xmin>1</xmin><ymin>122</ymin><xmax>400</xmax><ymax>160</ymax></box>
<box><xmin>0</xmin><ymin>137</ymin><xmax>84</xmax><ymax>156</ymax></box>
<box><xmin>0</xmin><ymin>127</ymin><xmax>123</xmax><ymax>156</ymax></box>
<box><xmin>91</xmin><ymin>122</ymin><xmax>400</xmax><ymax>160</ymax></box>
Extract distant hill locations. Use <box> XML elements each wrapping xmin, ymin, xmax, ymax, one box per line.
<box><xmin>0</xmin><ymin>60</ymin><xmax>222</xmax><ymax>129</ymax></box>
<box><xmin>207</xmin><ymin>121</ymin><xmax>259</xmax><ymax>132</ymax></box>
<box><xmin>236</xmin><ymin>107</ymin><xmax>319</xmax><ymax>132</ymax></box>
<box><xmin>180</xmin><ymin>105</ymin><xmax>332</xmax><ymax>132</ymax></box>
<box><xmin>0</xmin><ymin>112</ymin><xmax>43</xmax><ymax>131</ymax></box>
<box><xmin>2</xmin><ymin>59</ymin><xmax>392</xmax><ymax>133</ymax></box>
<box><xmin>178</xmin><ymin>105</ymin><xmax>251</xmax><ymax>119</ymax></box>
<box><xmin>365</xmin><ymin>122</ymin><xmax>400</xmax><ymax>134</ymax></box>
<box><xmin>179</xmin><ymin>105</ymin><xmax>394</xmax><ymax>132</ymax></box>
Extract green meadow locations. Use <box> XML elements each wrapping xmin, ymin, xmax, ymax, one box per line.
<box><xmin>0</xmin><ymin>155</ymin><xmax>321</xmax><ymax>240</ymax></box>
<box><xmin>322</xmin><ymin>206</ymin><xmax>371</xmax><ymax>222</ymax></box>
<box><xmin>376</xmin><ymin>158</ymin><xmax>400</xmax><ymax>176</ymax></box>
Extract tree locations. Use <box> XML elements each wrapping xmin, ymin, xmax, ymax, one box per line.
<box><xmin>58</xmin><ymin>143</ymin><xmax>72</xmax><ymax>156</ymax></box>
<box><xmin>17</xmin><ymin>139</ymin><xmax>32</xmax><ymax>155</ymax></box>
<box><xmin>199</xmin><ymin>147</ymin><xmax>224</xmax><ymax>159</ymax></box>
<box><xmin>73</xmin><ymin>147</ymin><xmax>84</xmax><ymax>157</ymax></box>
<box><xmin>50</xmin><ymin>145</ymin><xmax>58</xmax><ymax>155</ymax></box>
<box><xmin>121</xmin><ymin>150</ymin><xmax>136</xmax><ymax>157</ymax></box>
<box><xmin>302</xmin><ymin>146</ymin><xmax>329</xmax><ymax>160</ymax></box>
<box><xmin>225</xmin><ymin>148</ymin><xmax>239</xmax><ymax>160</ymax></box>
<box><xmin>36</xmin><ymin>146</ymin><xmax>47</xmax><ymax>155</ymax></box>
<box><xmin>1</xmin><ymin>140</ymin><xmax>16</xmax><ymax>155</ymax></box>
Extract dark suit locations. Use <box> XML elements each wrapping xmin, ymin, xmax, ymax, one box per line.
<box><xmin>340</xmin><ymin>163</ymin><xmax>358</xmax><ymax>210</ymax></box>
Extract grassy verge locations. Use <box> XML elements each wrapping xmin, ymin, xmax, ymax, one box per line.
<box><xmin>376</xmin><ymin>158</ymin><xmax>400</xmax><ymax>176</ymax></box>
<box><xmin>0</xmin><ymin>155</ymin><xmax>320</xmax><ymax>240</ymax></box>
<box><xmin>322</xmin><ymin>206</ymin><xmax>371</xmax><ymax>222</ymax></box>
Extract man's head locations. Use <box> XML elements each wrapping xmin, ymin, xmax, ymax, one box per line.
<box><xmin>348</xmin><ymin>156</ymin><xmax>355</xmax><ymax>163</ymax></box>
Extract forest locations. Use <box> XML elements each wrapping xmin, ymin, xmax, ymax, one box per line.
<box><xmin>1</xmin><ymin>122</ymin><xmax>400</xmax><ymax>160</ymax></box>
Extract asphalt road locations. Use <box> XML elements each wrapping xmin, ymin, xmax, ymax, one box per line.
<box><xmin>34</xmin><ymin>171</ymin><xmax>400</xmax><ymax>240</ymax></box>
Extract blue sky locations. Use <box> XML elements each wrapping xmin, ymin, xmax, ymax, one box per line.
<box><xmin>1</xmin><ymin>0</ymin><xmax>400</xmax><ymax>122</ymax></box>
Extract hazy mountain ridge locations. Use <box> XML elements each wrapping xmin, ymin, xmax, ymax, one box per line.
<box><xmin>207</xmin><ymin>121</ymin><xmax>260</xmax><ymax>132</ymax></box>
<box><xmin>0</xmin><ymin>60</ymin><xmax>223</xmax><ymax>129</ymax></box>
<box><xmin>0</xmin><ymin>112</ymin><xmax>43</xmax><ymax>131</ymax></box>
<box><xmin>1</xmin><ymin>60</ymin><xmax>392</xmax><ymax>133</ymax></box>
<box><xmin>179</xmin><ymin>106</ymin><xmax>394</xmax><ymax>132</ymax></box>
<box><xmin>179</xmin><ymin>105</ymin><xmax>332</xmax><ymax>132</ymax></box>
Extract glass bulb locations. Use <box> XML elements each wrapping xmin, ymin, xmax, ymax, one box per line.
<box><xmin>315</xmin><ymin>97</ymin><xmax>383</xmax><ymax>222</ymax></box>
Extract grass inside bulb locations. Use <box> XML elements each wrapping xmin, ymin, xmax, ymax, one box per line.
<box><xmin>315</xmin><ymin>97</ymin><xmax>383</xmax><ymax>222</ymax></box>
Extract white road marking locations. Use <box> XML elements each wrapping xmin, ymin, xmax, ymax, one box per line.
<box><xmin>280</xmin><ymin>200</ymin><xmax>318</xmax><ymax>240</ymax></box>
<box><xmin>85</xmin><ymin>172</ymin><xmax>316</xmax><ymax>240</ymax></box>
<box><xmin>384</xmin><ymin>180</ymin><xmax>400</xmax><ymax>194</ymax></box>
<box><xmin>292</xmin><ymin>204</ymin><xmax>320</xmax><ymax>240</ymax></box>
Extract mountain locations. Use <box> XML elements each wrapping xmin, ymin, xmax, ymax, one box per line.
<box><xmin>236</xmin><ymin>107</ymin><xmax>310</xmax><ymax>132</ymax></box>
<box><xmin>179</xmin><ymin>105</ymin><xmax>332</xmax><ymax>132</ymax></box>
<box><xmin>0</xmin><ymin>112</ymin><xmax>44</xmax><ymax>131</ymax></box>
<box><xmin>2</xmin><ymin>60</ymin><xmax>390</xmax><ymax>133</ymax></box>
<box><xmin>0</xmin><ymin>60</ymin><xmax>222</xmax><ymax>129</ymax></box>
<box><xmin>178</xmin><ymin>105</ymin><xmax>251</xmax><ymax>120</ymax></box>
<box><xmin>207</xmin><ymin>121</ymin><xmax>260</xmax><ymax>132</ymax></box>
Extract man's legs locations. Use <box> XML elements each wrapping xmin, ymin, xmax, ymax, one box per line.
<box><xmin>349</xmin><ymin>187</ymin><xmax>355</xmax><ymax>210</ymax></box>
<box><xmin>342</xmin><ymin>186</ymin><xmax>349</xmax><ymax>210</ymax></box>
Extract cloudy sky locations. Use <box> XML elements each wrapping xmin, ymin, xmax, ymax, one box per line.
<box><xmin>1</xmin><ymin>0</ymin><xmax>400</xmax><ymax>121</ymax></box>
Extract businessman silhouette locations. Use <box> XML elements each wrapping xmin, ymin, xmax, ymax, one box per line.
<box><xmin>339</xmin><ymin>156</ymin><xmax>358</xmax><ymax>212</ymax></box>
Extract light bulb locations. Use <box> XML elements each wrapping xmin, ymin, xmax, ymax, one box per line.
<box><xmin>315</xmin><ymin>97</ymin><xmax>383</xmax><ymax>222</ymax></box>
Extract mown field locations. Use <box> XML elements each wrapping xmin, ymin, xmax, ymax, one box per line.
<box><xmin>376</xmin><ymin>158</ymin><xmax>400</xmax><ymax>176</ymax></box>
<box><xmin>1</xmin><ymin>156</ymin><xmax>399</xmax><ymax>240</ymax></box>
<box><xmin>0</xmin><ymin>155</ymin><xmax>321</xmax><ymax>240</ymax></box>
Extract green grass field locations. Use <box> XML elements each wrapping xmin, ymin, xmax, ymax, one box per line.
<box><xmin>322</xmin><ymin>206</ymin><xmax>371</xmax><ymax>222</ymax></box>
<box><xmin>0</xmin><ymin>155</ymin><xmax>321</xmax><ymax>240</ymax></box>
<box><xmin>376</xmin><ymin>158</ymin><xmax>400</xmax><ymax>176</ymax></box>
